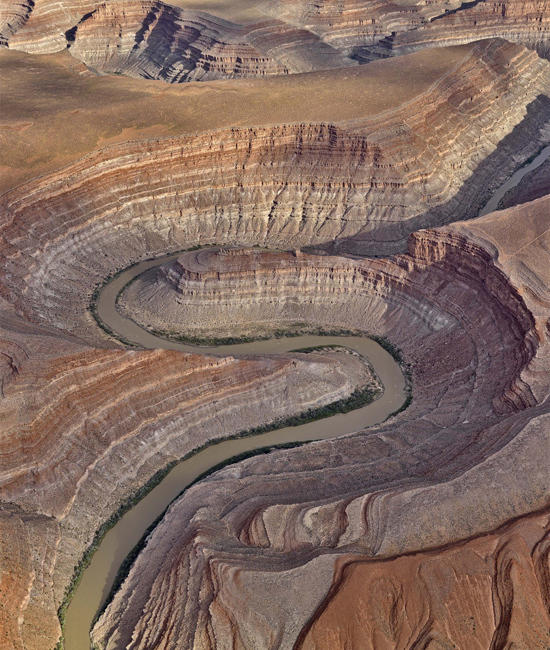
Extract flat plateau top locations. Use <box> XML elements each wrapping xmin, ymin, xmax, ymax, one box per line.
<box><xmin>0</xmin><ymin>43</ymin><xmax>476</xmax><ymax>193</ymax></box>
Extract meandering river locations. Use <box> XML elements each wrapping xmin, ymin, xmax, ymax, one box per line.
<box><xmin>63</xmin><ymin>253</ymin><xmax>407</xmax><ymax>649</ymax></box>
<box><xmin>64</xmin><ymin>139</ymin><xmax>550</xmax><ymax>648</ymax></box>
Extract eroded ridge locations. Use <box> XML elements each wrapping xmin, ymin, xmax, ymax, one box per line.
<box><xmin>64</xmin><ymin>0</ymin><xmax>353</xmax><ymax>81</ymax></box>
<box><xmin>0</xmin><ymin>0</ymin><xmax>460</xmax><ymax>60</ymax></box>
<box><xmin>370</xmin><ymin>0</ymin><xmax>550</xmax><ymax>62</ymax></box>
<box><xmin>0</xmin><ymin>34</ymin><xmax>550</xmax><ymax>650</ymax></box>
<box><xmin>91</xmin><ymin>208</ymin><xmax>550</xmax><ymax>649</ymax></box>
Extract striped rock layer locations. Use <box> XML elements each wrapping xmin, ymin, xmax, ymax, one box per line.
<box><xmin>0</xmin><ymin>35</ymin><xmax>549</xmax><ymax>650</ymax></box>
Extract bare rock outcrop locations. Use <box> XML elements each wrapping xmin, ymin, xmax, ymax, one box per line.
<box><xmin>3</xmin><ymin>41</ymin><xmax>550</xmax><ymax>339</ymax></box>
<box><xmin>263</xmin><ymin>0</ymin><xmax>463</xmax><ymax>61</ymax></box>
<box><xmin>65</xmin><ymin>1</ymin><xmax>352</xmax><ymax>81</ymax></box>
<box><xmin>91</xmin><ymin>203</ymin><xmax>550</xmax><ymax>649</ymax></box>
<box><xmin>300</xmin><ymin>509</ymin><xmax>550</xmax><ymax>649</ymax></box>
<box><xmin>1</xmin><ymin>36</ymin><xmax>550</xmax><ymax>650</ymax></box>
<box><xmin>0</xmin><ymin>0</ymin><xmax>459</xmax><ymax>59</ymax></box>
<box><xmin>371</xmin><ymin>0</ymin><xmax>550</xmax><ymax>62</ymax></box>
<box><xmin>0</xmin><ymin>290</ymin><xmax>373</xmax><ymax>649</ymax></box>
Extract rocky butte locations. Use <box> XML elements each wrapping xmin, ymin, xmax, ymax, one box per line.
<box><xmin>0</xmin><ymin>0</ymin><xmax>549</xmax><ymax>648</ymax></box>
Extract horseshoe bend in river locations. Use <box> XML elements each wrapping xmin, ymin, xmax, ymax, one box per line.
<box><xmin>65</xmin><ymin>132</ymin><xmax>550</xmax><ymax>647</ymax></box>
<box><xmin>62</xmin><ymin>251</ymin><xmax>407</xmax><ymax>649</ymax></box>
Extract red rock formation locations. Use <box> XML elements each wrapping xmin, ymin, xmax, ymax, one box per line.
<box><xmin>91</xmin><ymin>204</ymin><xmax>550</xmax><ymax>648</ymax></box>
<box><xmin>1</xmin><ymin>30</ymin><xmax>550</xmax><ymax>650</ymax></box>
<box><xmin>299</xmin><ymin>510</ymin><xmax>550</xmax><ymax>650</ymax></box>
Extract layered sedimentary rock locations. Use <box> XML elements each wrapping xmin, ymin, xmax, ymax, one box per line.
<box><xmin>263</xmin><ymin>0</ymin><xmax>463</xmax><ymax>60</ymax></box>
<box><xmin>5</xmin><ymin>41</ymin><xmax>534</xmax><ymax>196</ymax></box>
<box><xmin>3</xmin><ymin>40</ymin><xmax>550</xmax><ymax>326</ymax></box>
<box><xmin>65</xmin><ymin>1</ymin><xmax>352</xmax><ymax>81</ymax></box>
<box><xmin>92</xmin><ymin>203</ymin><xmax>550</xmax><ymax>649</ymax></box>
<box><xmin>0</xmin><ymin>0</ymin><xmax>460</xmax><ymax>59</ymax></box>
<box><xmin>6</xmin><ymin>0</ymin><xmax>550</xmax><ymax>70</ymax></box>
<box><xmin>0</xmin><ymin>292</ymin><xmax>373</xmax><ymax>649</ymax></box>
<box><xmin>373</xmin><ymin>0</ymin><xmax>550</xmax><ymax>61</ymax></box>
<box><xmin>120</xmin><ymin>247</ymin><xmax>361</xmax><ymax>337</ymax></box>
<box><xmin>1</xmin><ymin>35</ymin><xmax>550</xmax><ymax>650</ymax></box>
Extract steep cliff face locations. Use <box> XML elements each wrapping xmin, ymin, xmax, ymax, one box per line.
<box><xmin>2</xmin><ymin>41</ymin><xmax>550</xmax><ymax>346</ymax></box>
<box><xmin>263</xmin><ymin>0</ymin><xmax>463</xmax><ymax>57</ymax></box>
<box><xmin>374</xmin><ymin>0</ymin><xmax>550</xmax><ymax>61</ymax></box>
<box><xmin>0</xmin><ymin>293</ymin><xmax>374</xmax><ymax>649</ymax></box>
<box><xmin>0</xmin><ymin>0</ymin><xmax>461</xmax><ymax>58</ymax></box>
<box><xmin>91</xmin><ymin>206</ymin><xmax>550</xmax><ymax>649</ymax></box>
<box><xmin>1</xmin><ymin>32</ymin><xmax>550</xmax><ymax>650</ymax></box>
<box><xmin>66</xmin><ymin>2</ymin><xmax>288</xmax><ymax>81</ymax></box>
<box><xmin>6</xmin><ymin>0</ymin><xmax>550</xmax><ymax>69</ymax></box>
<box><xmin>65</xmin><ymin>0</ymin><xmax>352</xmax><ymax>80</ymax></box>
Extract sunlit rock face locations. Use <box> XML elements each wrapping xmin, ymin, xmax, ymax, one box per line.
<box><xmin>1</xmin><ymin>20</ymin><xmax>550</xmax><ymax>650</ymax></box>
<box><xmin>0</xmin><ymin>292</ymin><xmax>376</xmax><ymax>650</ymax></box>
<box><xmin>64</xmin><ymin>0</ymin><xmax>353</xmax><ymax>81</ymax></box>
<box><xmin>3</xmin><ymin>40</ymin><xmax>550</xmax><ymax>341</ymax></box>
<box><xmin>299</xmin><ymin>509</ymin><xmax>550</xmax><ymax>650</ymax></box>
<box><xmin>0</xmin><ymin>0</ymin><xmax>459</xmax><ymax>59</ymax></box>
<box><xmin>367</xmin><ymin>0</ymin><xmax>550</xmax><ymax>61</ymax></box>
<box><xmin>91</xmin><ymin>207</ymin><xmax>550</xmax><ymax>649</ymax></box>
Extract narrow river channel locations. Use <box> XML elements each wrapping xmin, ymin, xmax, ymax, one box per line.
<box><xmin>63</xmin><ymin>253</ymin><xmax>407</xmax><ymax>649</ymax></box>
<box><xmin>64</xmin><ymin>138</ymin><xmax>550</xmax><ymax>648</ymax></box>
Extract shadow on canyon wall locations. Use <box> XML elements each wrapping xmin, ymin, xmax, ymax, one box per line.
<box><xmin>314</xmin><ymin>94</ymin><xmax>550</xmax><ymax>258</ymax></box>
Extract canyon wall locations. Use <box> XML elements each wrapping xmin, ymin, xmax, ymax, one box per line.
<box><xmin>92</xmin><ymin>204</ymin><xmax>550</xmax><ymax>649</ymax></box>
<box><xmin>376</xmin><ymin>1</ymin><xmax>550</xmax><ymax>62</ymax></box>
<box><xmin>7</xmin><ymin>0</ymin><xmax>550</xmax><ymax>74</ymax></box>
<box><xmin>2</xmin><ymin>41</ymin><xmax>550</xmax><ymax>344</ymax></box>
<box><xmin>0</xmin><ymin>0</ymin><xmax>460</xmax><ymax>58</ymax></box>
<box><xmin>0</xmin><ymin>294</ymin><xmax>374</xmax><ymax>649</ymax></box>
<box><xmin>0</xmin><ymin>35</ymin><xmax>549</xmax><ymax>650</ymax></box>
<box><xmin>65</xmin><ymin>1</ymin><xmax>352</xmax><ymax>80</ymax></box>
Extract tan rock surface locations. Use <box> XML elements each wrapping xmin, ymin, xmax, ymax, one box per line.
<box><xmin>0</xmin><ymin>42</ymin><xmax>497</xmax><ymax>193</ymax></box>
<box><xmin>1</xmin><ymin>28</ymin><xmax>550</xmax><ymax>650</ymax></box>
<box><xmin>0</xmin><ymin>0</ymin><xmax>458</xmax><ymax>57</ymax></box>
<box><xmin>0</xmin><ymin>292</ymin><xmax>372</xmax><ymax>648</ymax></box>
<box><xmin>65</xmin><ymin>0</ymin><xmax>353</xmax><ymax>81</ymax></box>
<box><xmin>92</xmin><ymin>203</ymin><xmax>550</xmax><ymax>648</ymax></box>
<box><xmin>378</xmin><ymin>1</ymin><xmax>550</xmax><ymax>61</ymax></box>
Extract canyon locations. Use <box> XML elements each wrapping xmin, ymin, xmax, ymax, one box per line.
<box><xmin>0</xmin><ymin>1</ymin><xmax>549</xmax><ymax>648</ymax></box>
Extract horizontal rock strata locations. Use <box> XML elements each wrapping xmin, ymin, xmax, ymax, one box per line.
<box><xmin>373</xmin><ymin>0</ymin><xmax>550</xmax><ymax>61</ymax></box>
<box><xmin>91</xmin><ymin>203</ymin><xmax>550</xmax><ymax>648</ymax></box>
<box><xmin>1</xmin><ymin>35</ymin><xmax>550</xmax><ymax>650</ymax></box>
<box><xmin>0</xmin><ymin>0</ymin><xmax>459</xmax><ymax>60</ymax></box>
<box><xmin>263</xmin><ymin>0</ymin><xmax>464</xmax><ymax>60</ymax></box>
<box><xmin>120</xmin><ymin>247</ymin><xmax>362</xmax><ymax>337</ymax></box>
<box><xmin>3</xmin><ymin>42</ymin><xmax>550</xmax><ymax>332</ymax></box>
<box><xmin>65</xmin><ymin>1</ymin><xmax>352</xmax><ymax>81</ymax></box>
<box><xmin>5</xmin><ymin>41</ymin><xmax>538</xmax><ymax>195</ymax></box>
<box><xmin>0</xmin><ymin>294</ymin><xmax>372</xmax><ymax>649</ymax></box>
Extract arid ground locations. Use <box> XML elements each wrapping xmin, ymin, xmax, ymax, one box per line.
<box><xmin>1</xmin><ymin>1</ymin><xmax>549</xmax><ymax>649</ymax></box>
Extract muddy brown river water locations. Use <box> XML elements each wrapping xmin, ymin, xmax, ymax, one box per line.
<box><xmin>63</xmin><ymin>252</ymin><xmax>407</xmax><ymax>649</ymax></box>
<box><xmin>63</xmin><ymin>135</ymin><xmax>550</xmax><ymax>649</ymax></box>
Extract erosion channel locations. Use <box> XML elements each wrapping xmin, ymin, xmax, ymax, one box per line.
<box><xmin>62</xmin><ymin>251</ymin><xmax>407</xmax><ymax>649</ymax></box>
